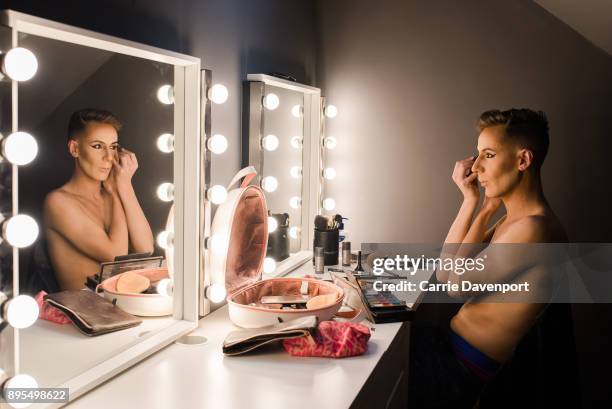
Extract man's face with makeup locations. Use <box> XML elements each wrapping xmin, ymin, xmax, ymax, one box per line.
<box><xmin>69</xmin><ymin>122</ymin><xmax>119</xmax><ymax>182</ymax></box>
<box><xmin>471</xmin><ymin>125</ymin><xmax>521</xmax><ymax>198</ymax></box>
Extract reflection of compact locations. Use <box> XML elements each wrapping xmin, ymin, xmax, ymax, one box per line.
<box><xmin>267</xmin><ymin>212</ymin><xmax>290</xmax><ymax>261</ymax></box>
<box><xmin>85</xmin><ymin>253</ymin><xmax>163</xmax><ymax>290</ymax></box>
<box><xmin>97</xmin><ymin>267</ymin><xmax>173</xmax><ymax>317</ymax></box>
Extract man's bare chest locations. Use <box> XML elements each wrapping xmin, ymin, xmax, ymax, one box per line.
<box><xmin>74</xmin><ymin>197</ymin><xmax>112</xmax><ymax>232</ymax></box>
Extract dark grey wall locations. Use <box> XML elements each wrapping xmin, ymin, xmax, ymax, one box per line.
<box><xmin>5</xmin><ymin>0</ymin><xmax>318</xmax><ymax>188</ymax></box>
<box><xmin>315</xmin><ymin>0</ymin><xmax>612</xmax><ymax>244</ymax></box>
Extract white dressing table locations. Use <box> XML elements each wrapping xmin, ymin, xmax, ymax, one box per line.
<box><xmin>65</xmin><ymin>263</ymin><xmax>412</xmax><ymax>409</ymax></box>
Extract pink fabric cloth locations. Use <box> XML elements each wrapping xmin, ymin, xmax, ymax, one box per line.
<box><xmin>35</xmin><ymin>291</ymin><xmax>71</xmax><ymax>324</ymax></box>
<box><xmin>282</xmin><ymin>321</ymin><xmax>371</xmax><ymax>358</ymax></box>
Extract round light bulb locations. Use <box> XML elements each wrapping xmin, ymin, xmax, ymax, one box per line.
<box><xmin>207</xmin><ymin>134</ymin><xmax>228</xmax><ymax>154</ymax></box>
<box><xmin>2</xmin><ymin>47</ymin><xmax>38</xmax><ymax>82</ymax></box>
<box><xmin>323</xmin><ymin>167</ymin><xmax>337</xmax><ymax>180</ymax></box>
<box><xmin>324</xmin><ymin>104</ymin><xmax>338</xmax><ymax>118</ymax></box>
<box><xmin>261</xmin><ymin>134</ymin><xmax>279</xmax><ymax>151</ymax></box>
<box><xmin>289</xmin><ymin>226</ymin><xmax>300</xmax><ymax>239</ymax></box>
<box><xmin>261</xmin><ymin>176</ymin><xmax>278</xmax><ymax>193</ymax></box>
<box><xmin>289</xmin><ymin>196</ymin><xmax>301</xmax><ymax>209</ymax></box>
<box><xmin>324</xmin><ymin>136</ymin><xmax>337</xmax><ymax>150</ymax></box>
<box><xmin>4</xmin><ymin>215</ymin><xmax>38</xmax><ymax>248</ymax></box>
<box><xmin>208</xmin><ymin>84</ymin><xmax>229</xmax><ymax>104</ymax></box>
<box><xmin>289</xmin><ymin>166</ymin><xmax>302</xmax><ymax>179</ymax></box>
<box><xmin>206</xmin><ymin>283</ymin><xmax>227</xmax><ymax>303</ymax></box>
<box><xmin>5</xmin><ymin>295</ymin><xmax>39</xmax><ymax>329</ymax></box>
<box><xmin>157</xmin><ymin>85</ymin><xmax>174</xmax><ymax>105</ymax></box>
<box><xmin>268</xmin><ymin>217</ymin><xmax>278</xmax><ymax>233</ymax></box>
<box><xmin>2</xmin><ymin>132</ymin><xmax>38</xmax><ymax>166</ymax></box>
<box><xmin>208</xmin><ymin>234</ymin><xmax>228</xmax><ymax>254</ymax></box>
<box><xmin>291</xmin><ymin>105</ymin><xmax>303</xmax><ymax>118</ymax></box>
<box><xmin>290</xmin><ymin>136</ymin><xmax>303</xmax><ymax>149</ymax></box>
<box><xmin>323</xmin><ymin>198</ymin><xmax>336</xmax><ymax>211</ymax></box>
<box><xmin>263</xmin><ymin>93</ymin><xmax>280</xmax><ymax>110</ymax></box>
<box><xmin>156</xmin><ymin>278</ymin><xmax>174</xmax><ymax>297</ymax></box>
<box><xmin>207</xmin><ymin>185</ymin><xmax>228</xmax><ymax>204</ymax></box>
<box><xmin>156</xmin><ymin>230</ymin><xmax>174</xmax><ymax>250</ymax></box>
<box><xmin>263</xmin><ymin>257</ymin><xmax>276</xmax><ymax>274</ymax></box>
<box><xmin>156</xmin><ymin>133</ymin><xmax>174</xmax><ymax>153</ymax></box>
<box><xmin>4</xmin><ymin>373</ymin><xmax>38</xmax><ymax>408</ymax></box>
<box><xmin>156</xmin><ymin>182</ymin><xmax>174</xmax><ymax>202</ymax></box>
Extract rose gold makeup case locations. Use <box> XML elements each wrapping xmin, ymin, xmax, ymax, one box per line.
<box><xmin>210</xmin><ymin>167</ymin><xmax>344</xmax><ymax>328</ymax></box>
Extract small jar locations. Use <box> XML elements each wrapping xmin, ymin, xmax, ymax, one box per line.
<box><xmin>342</xmin><ymin>241</ymin><xmax>351</xmax><ymax>266</ymax></box>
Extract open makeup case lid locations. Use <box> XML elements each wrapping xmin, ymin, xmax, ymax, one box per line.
<box><xmin>210</xmin><ymin>167</ymin><xmax>344</xmax><ymax>328</ymax></box>
<box><xmin>210</xmin><ymin>166</ymin><xmax>268</xmax><ymax>294</ymax></box>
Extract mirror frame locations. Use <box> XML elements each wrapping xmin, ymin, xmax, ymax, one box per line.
<box><xmin>244</xmin><ymin>74</ymin><xmax>322</xmax><ymax>276</ymax></box>
<box><xmin>0</xmin><ymin>9</ymin><xmax>201</xmax><ymax>404</ymax></box>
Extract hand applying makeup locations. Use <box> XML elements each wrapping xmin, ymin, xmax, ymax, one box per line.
<box><xmin>112</xmin><ymin>147</ymin><xmax>138</xmax><ymax>192</ymax></box>
<box><xmin>452</xmin><ymin>155</ymin><xmax>479</xmax><ymax>203</ymax></box>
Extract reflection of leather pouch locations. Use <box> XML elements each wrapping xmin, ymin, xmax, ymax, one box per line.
<box><xmin>223</xmin><ymin>316</ymin><xmax>317</xmax><ymax>356</ymax></box>
<box><xmin>44</xmin><ymin>290</ymin><xmax>142</xmax><ymax>336</ymax></box>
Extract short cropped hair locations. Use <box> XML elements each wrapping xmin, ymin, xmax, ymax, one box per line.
<box><xmin>477</xmin><ymin>108</ymin><xmax>549</xmax><ymax>169</ymax></box>
<box><xmin>67</xmin><ymin>109</ymin><xmax>122</xmax><ymax>141</ymax></box>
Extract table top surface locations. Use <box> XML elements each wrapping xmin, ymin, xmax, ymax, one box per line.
<box><xmin>65</xmin><ymin>303</ymin><xmax>402</xmax><ymax>409</ymax></box>
<box><xmin>62</xmin><ymin>260</ymin><xmax>427</xmax><ymax>409</ymax></box>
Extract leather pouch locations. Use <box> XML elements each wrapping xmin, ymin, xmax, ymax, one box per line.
<box><xmin>223</xmin><ymin>315</ymin><xmax>317</xmax><ymax>356</ymax></box>
<box><xmin>44</xmin><ymin>290</ymin><xmax>142</xmax><ymax>336</ymax></box>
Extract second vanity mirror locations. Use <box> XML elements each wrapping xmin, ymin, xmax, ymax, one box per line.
<box><xmin>243</xmin><ymin>74</ymin><xmax>321</xmax><ymax>276</ymax></box>
<box><xmin>0</xmin><ymin>10</ymin><xmax>200</xmax><ymax>404</ymax></box>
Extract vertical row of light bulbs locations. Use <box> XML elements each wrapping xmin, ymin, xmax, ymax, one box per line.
<box><xmin>157</xmin><ymin>79</ymin><xmax>232</xmax><ymax>304</ymax></box>
<box><xmin>155</xmin><ymin>83</ymin><xmax>176</xmax><ymax>252</ymax></box>
<box><xmin>260</xmin><ymin>91</ymin><xmax>282</xmax><ymax>275</ymax></box>
<box><xmin>0</xmin><ymin>46</ymin><xmax>44</xmax><ymax>406</ymax></box>
<box><xmin>321</xmin><ymin>102</ymin><xmax>338</xmax><ymax>212</ymax></box>
<box><xmin>154</xmin><ymin>82</ymin><xmax>231</xmax><ymax>250</ymax></box>
<box><xmin>288</xmin><ymin>99</ymin><xmax>304</xmax><ymax>243</ymax></box>
<box><xmin>203</xmin><ymin>82</ymin><xmax>232</xmax><ymax>304</ymax></box>
<box><xmin>259</xmin><ymin>91</ymin><xmax>310</xmax><ymax>275</ymax></box>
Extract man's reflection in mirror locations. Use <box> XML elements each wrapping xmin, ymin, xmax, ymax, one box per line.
<box><xmin>43</xmin><ymin>109</ymin><xmax>153</xmax><ymax>290</ymax></box>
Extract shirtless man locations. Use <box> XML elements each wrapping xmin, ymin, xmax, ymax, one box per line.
<box><xmin>409</xmin><ymin>109</ymin><xmax>567</xmax><ymax>408</ymax></box>
<box><xmin>43</xmin><ymin>109</ymin><xmax>154</xmax><ymax>290</ymax></box>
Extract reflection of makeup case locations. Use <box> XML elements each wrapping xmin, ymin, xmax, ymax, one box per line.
<box><xmin>210</xmin><ymin>167</ymin><xmax>344</xmax><ymax>328</ymax></box>
<box><xmin>97</xmin><ymin>267</ymin><xmax>173</xmax><ymax>316</ymax></box>
<box><xmin>96</xmin><ymin>206</ymin><xmax>176</xmax><ymax>317</ymax></box>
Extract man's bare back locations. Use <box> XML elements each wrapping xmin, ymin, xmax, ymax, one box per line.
<box><xmin>451</xmin><ymin>210</ymin><xmax>568</xmax><ymax>362</ymax></box>
<box><xmin>44</xmin><ymin>185</ymin><xmax>127</xmax><ymax>290</ymax></box>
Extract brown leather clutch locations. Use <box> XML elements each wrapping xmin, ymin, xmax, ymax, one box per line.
<box><xmin>222</xmin><ymin>315</ymin><xmax>317</xmax><ymax>356</ymax></box>
<box><xmin>44</xmin><ymin>290</ymin><xmax>142</xmax><ymax>336</ymax></box>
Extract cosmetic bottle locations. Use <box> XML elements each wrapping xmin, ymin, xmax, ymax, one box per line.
<box><xmin>314</xmin><ymin>247</ymin><xmax>325</xmax><ymax>274</ymax></box>
<box><xmin>342</xmin><ymin>242</ymin><xmax>351</xmax><ymax>266</ymax></box>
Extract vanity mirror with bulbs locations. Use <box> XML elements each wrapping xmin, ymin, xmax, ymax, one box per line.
<box><xmin>242</xmin><ymin>74</ymin><xmax>322</xmax><ymax>276</ymax></box>
<box><xmin>0</xmin><ymin>10</ymin><xmax>201</xmax><ymax>404</ymax></box>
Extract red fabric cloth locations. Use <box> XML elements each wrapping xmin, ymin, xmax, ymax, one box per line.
<box><xmin>35</xmin><ymin>291</ymin><xmax>71</xmax><ymax>324</ymax></box>
<box><xmin>282</xmin><ymin>321</ymin><xmax>371</xmax><ymax>358</ymax></box>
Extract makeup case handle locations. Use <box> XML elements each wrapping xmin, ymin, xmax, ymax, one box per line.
<box><xmin>227</xmin><ymin>166</ymin><xmax>257</xmax><ymax>190</ymax></box>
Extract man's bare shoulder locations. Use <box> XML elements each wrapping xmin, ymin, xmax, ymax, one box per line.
<box><xmin>43</xmin><ymin>188</ymin><xmax>83</xmax><ymax>224</ymax></box>
<box><xmin>493</xmin><ymin>213</ymin><xmax>566</xmax><ymax>243</ymax></box>
<box><xmin>44</xmin><ymin>188</ymin><xmax>76</xmax><ymax>210</ymax></box>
